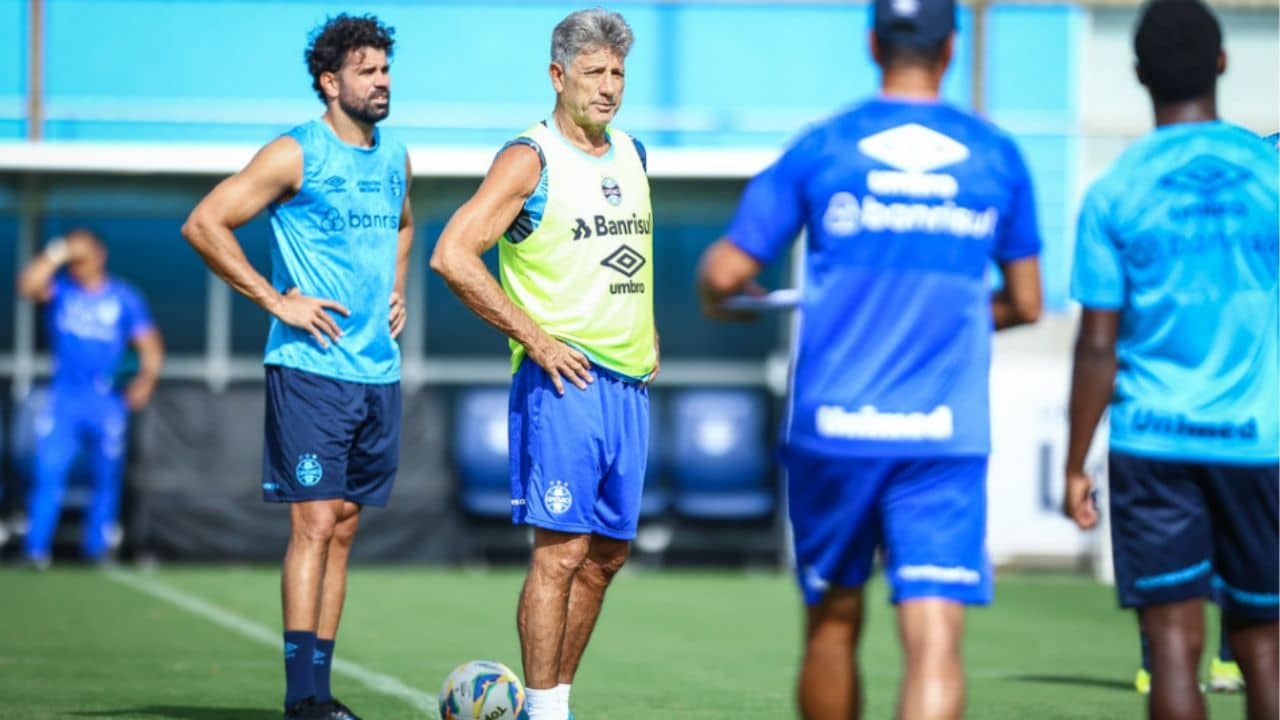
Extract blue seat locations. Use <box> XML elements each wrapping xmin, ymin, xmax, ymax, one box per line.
<box><xmin>638</xmin><ymin>391</ymin><xmax>670</xmax><ymax>519</ymax></box>
<box><xmin>668</xmin><ymin>389</ymin><xmax>774</xmax><ymax>519</ymax></box>
<box><xmin>452</xmin><ymin>387</ymin><xmax>512</xmax><ymax>518</ymax></box>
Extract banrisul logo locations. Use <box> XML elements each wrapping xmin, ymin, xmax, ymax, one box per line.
<box><xmin>296</xmin><ymin>453</ymin><xmax>323</xmax><ymax>487</ymax></box>
<box><xmin>570</xmin><ymin>213</ymin><xmax>652</xmax><ymax>240</ymax></box>
<box><xmin>601</xmin><ymin>176</ymin><xmax>622</xmax><ymax>206</ymax></box>
<box><xmin>318</xmin><ymin>207</ymin><xmax>345</xmax><ymax>232</ymax></box>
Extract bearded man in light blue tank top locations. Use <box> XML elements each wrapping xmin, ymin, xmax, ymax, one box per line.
<box><xmin>182</xmin><ymin>15</ymin><xmax>412</xmax><ymax>720</ymax></box>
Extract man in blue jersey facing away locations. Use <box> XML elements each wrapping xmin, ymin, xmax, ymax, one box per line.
<box><xmin>16</xmin><ymin>228</ymin><xmax>165</xmax><ymax>568</ymax></box>
<box><xmin>1063</xmin><ymin>2</ymin><xmax>1279</xmax><ymax>719</ymax></box>
<box><xmin>182</xmin><ymin>15</ymin><xmax>412</xmax><ymax>720</ymax></box>
<box><xmin>697</xmin><ymin>0</ymin><xmax>1042</xmax><ymax>716</ymax></box>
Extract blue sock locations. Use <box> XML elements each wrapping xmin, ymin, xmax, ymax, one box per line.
<box><xmin>284</xmin><ymin>631</ymin><xmax>317</xmax><ymax>709</ymax></box>
<box><xmin>315</xmin><ymin>638</ymin><xmax>336</xmax><ymax>703</ymax></box>
<box><xmin>1218</xmin><ymin>620</ymin><xmax>1233</xmax><ymax>662</ymax></box>
<box><xmin>1140</xmin><ymin>628</ymin><xmax>1152</xmax><ymax>672</ymax></box>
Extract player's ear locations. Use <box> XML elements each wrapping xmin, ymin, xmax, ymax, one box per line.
<box><xmin>868</xmin><ymin>31</ymin><xmax>883</xmax><ymax>66</ymax></box>
<box><xmin>549</xmin><ymin>62</ymin><xmax>566</xmax><ymax>93</ymax></box>
<box><xmin>1134</xmin><ymin>62</ymin><xmax>1148</xmax><ymax>89</ymax></box>
<box><xmin>319</xmin><ymin>71</ymin><xmax>340</xmax><ymax>102</ymax></box>
<box><xmin>1216</xmin><ymin>50</ymin><xmax>1226</xmax><ymax>77</ymax></box>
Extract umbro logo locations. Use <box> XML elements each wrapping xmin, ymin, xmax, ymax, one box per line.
<box><xmin>323</xmin><ymin>175</ymin><xmax>347</xmax><ymax>193</ymax></box>
<box><xmin>858</xmin><ymin>123</ymin><xmax>969</xmax><ymax>173</ymax></box>
<box><xmin>601</xmin><ymin>245</ymin><xmax>646</xmax><ymax>278</ymax></box>
<box><xmin>1159</xmin><ymin>156</ymin><xmax>1250</xmax><ymax>195</ymax></box>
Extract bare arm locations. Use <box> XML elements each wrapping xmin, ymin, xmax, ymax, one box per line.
<box><xmin>389</xmin><ymin>156</ymin><xmax>414</xmax><ymax>339</ymax></box>
<box><xmin>124</xmin><ymin>328</ymin><xmax>165</xmax><ymax>411</ymax></box>
<box><xmin>181</xmin><ymin>137</ymin><xmax>349</xmax><ymax>347</ymax></box>
<box><xmin>430</xmin><ymin>144</ymin><xmax>593</xmax><ymax>394</ymax></box>
<box><xmin>17</xmin><ymin>239</ymin><xmax>76</xmax><ymax>302</ymax></box>
<box><xmin>1063</xmin><ymin>308</ymin><xmax>1119</xmax><ymax>529</ymax></box>
<box><xmin>991</xmin><ymin>256</ymin><xmax>1042</xmax><ymax>330</ymax></box>
<box><xmin>696</xmin><ymin>238</ymin><xmax>766</xmax><ymax>321</ymax></box>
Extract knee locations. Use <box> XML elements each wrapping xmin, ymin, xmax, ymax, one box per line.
<box><xmin>292</xmin><ymin>515</ymin><xmax>337</xmax><ymax>545</ymax></box>
<box><xmin>899</xmin><ymin>601</ymin><xmax>965</xmax><ymax>665</ymax></box>
<box><xmin>585</xmin><ymin>542</ymin><xmax>630</xmax><ymax>583</ymax></box>
<box><xmin>807</xmin><ymin>591</ymin><xmax>863</xmax><ymax>647</ymax></box>
<box><xmin>331</xmin><ymin>518</ymin><xmax>358</xmax><ymax>549</ymax></box>
<box><xmin>533</xmin><ymin>536</ymin><xmax>591</xmax><ymax>582</ymax></box>
<box><xmin>1148</xmin><ymin>622</ymin><xmax>1205</xmax><ymax>659</ymax></box>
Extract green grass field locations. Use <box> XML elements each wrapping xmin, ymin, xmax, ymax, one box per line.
<box><xmin>0</xmin><ymin>567</ymin><xmax>1247</xmax><ymax>719</ymax></box>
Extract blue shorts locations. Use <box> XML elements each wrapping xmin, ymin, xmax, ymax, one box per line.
<box><xmin>785</xmin><ymin>449</ymin><xmax>992</xmax><ymax>607</ymax></box>
<box><xmin>1109</xmin><ymin>451</ymin><xmax>1279</xmax><ymax>621</ymax></box>
<box><xmin>509</xmin><ymin>359</ymin><xmax>649</xmax><ymax>540</ymax></box>
<box><xmin>262</xmin><ymin>365</ymin><xmax>401</xmax><ymax>507</ymax></box>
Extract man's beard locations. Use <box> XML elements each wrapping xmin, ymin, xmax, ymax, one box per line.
<box><xmin>341</xmin><ymin>92</ymin><xmax>390</xmax><ymax>125</ymax></box>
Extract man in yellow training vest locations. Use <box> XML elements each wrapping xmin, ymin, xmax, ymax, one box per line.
<box><xmin>430</xmin><ymin>8</ymin><xmax>656</xmax><ymax>720</ymax></box>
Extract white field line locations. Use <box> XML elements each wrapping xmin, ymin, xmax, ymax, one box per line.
<box><xmin>105</xmin><ymin>569</ymin><xmax>438</xmax><ymax>716</ymax></box>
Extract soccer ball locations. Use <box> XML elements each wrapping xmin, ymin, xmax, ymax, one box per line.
<box><xmin>438</xmin><ymin>660</ymin><xmax>528</xmax><ymax>720</ymax></box>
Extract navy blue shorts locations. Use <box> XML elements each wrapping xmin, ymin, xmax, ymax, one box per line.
<box><xmin>1109</xmin><ymin>451</ymin><xmax>1279</xmax><ymax>621</ymax></box>
<box><xmin>785</xmin><ymin>449</ymin><xmax>992</xmax><ymax>607</ymax></box>
<box><xmin>509</xmin><ymin>359</ymin><xmax>649</xmax><ymax>540</ymax></box>
<box><xmin>262</xmin><ymin>365</ymin><xmax>401</xmax><ymax>507</ymax></box>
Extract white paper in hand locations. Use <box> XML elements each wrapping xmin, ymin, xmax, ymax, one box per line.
<box><xmin>719</xmin><ymin>288</ymin><xmax>801</xmax><ymax>312</ymax></box>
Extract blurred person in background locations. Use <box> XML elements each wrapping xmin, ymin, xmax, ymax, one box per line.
<box><xmin>182</xmin><ymin>14</ymin><xmax>411</xmax><ymax>720</ymax></box>
<box><xmin>430</xmin><ymin>8</ymin><xmax>655</xmax><ymax>720</ymax></box>
<box><xmin>15</xmin><ymin>228</ymin><xmax>164</xmax><ymax>569</ymax></box>
<box><xmin>1063</xmin><ymin>2</ymin><xmax>1279</xmax><ymax>719</ymax></box>
<box><xmin>696</xmin><ymin>0</ymin><xmax>1042</xmax><ymax>715</ymax></box>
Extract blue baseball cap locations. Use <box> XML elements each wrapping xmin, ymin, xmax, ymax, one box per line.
<box><xmin>873</xmin><ymin>0</ymin><xmax>956</xmax><ymax>47</ymax></box>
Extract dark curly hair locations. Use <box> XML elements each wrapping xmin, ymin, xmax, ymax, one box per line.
<box><xmin>305</xmin><ymin>14</ymin><xmax>396</xmax><ymax>103</ymax></box>
<box><xmin>1135</xmin><ymin>0</ymin><xmax>1221</xmax><ymax>104</ymax></box>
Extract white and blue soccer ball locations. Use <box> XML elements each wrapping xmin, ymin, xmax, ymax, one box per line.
<box><xmin>438</xmin><ymin>660</ymin><xmax>528</xmax><ymax>720</ymax></box>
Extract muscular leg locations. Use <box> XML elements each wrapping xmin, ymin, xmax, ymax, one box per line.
<box><xmin>1226</xmin><ymin>616</ymin><xmax>1279</xmax><ymax>720</ymax></box>
<box><xmin>1141</xmin><ymin>598</ymin><xmax>1206</xmax><ymax>720</ymax></box>
<box><xmin>283</xmin><ymin>499</ymin><xmax>344</xmax><ymax>631</ymax></box>
<box><xmin>518</xmin><ymin>528</ymin><xmax>590</xmax><ymax>690</ymax></box>
<box><xmin>557</xmin><ymin>534</ymin><xmax>630</xmax><ymax>684</ymax></box>
<box><xmin>897</xmin><ymin>598</ymin><xmax>966</xmax><ymax>720</ymax></box>
<box><xmin>798</xmin><ymin>588</ymin><xmax>864</xmax><ymax>720</ymax></box>
<box><xmin>316</xmin><ymin>502</ymin><xmax>362</xmax><ymax>640</ymax></box>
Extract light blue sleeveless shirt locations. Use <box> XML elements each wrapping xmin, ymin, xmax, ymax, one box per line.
<box><xmin>265</xmin><ymin>118</ymin><xmax>407</xmax><ymax>384</ymax></box>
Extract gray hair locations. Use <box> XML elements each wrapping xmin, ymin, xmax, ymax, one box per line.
<box><xmin>551</xmin><ymin>8</ymin><xmax>634</xmax><ymax>68</ymax></box>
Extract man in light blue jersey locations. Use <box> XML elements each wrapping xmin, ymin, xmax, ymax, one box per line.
<box><xmin>183</xmin><ymin>15</ymin><xmax>412</xmax><ymax>720</ymax></box>
<box><xmin>1063</xmin><ymin>2</ymin><xmax>1279</xmax><ymax>719</ymax></box>
<box><xmin>696</xmin><ymin>0</ymin><xmax>1042</xmax><ymax>716</ymax></box>
<box><xmin>16</xmin><ymin>228</ymin><xmax>165</xmax><ymax>568</ymax></box>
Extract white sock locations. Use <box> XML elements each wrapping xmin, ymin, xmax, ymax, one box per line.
<box><xmin>526</xmin><ymin>687</ymin><xmax>568</xmax><ymax>720</ymax></box>
<box><xmin>557</xmin><ymin>683</ymin><xmax>572</xmax><ymax>710</ymax></box>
